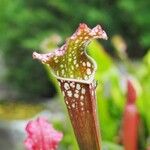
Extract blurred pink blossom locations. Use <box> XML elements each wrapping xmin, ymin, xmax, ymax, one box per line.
<box><xmin>24</xmin><ymin>117</ymin><xmax>63</xmax><ymax>150</ymax></box>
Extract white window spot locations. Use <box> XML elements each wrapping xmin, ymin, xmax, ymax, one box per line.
<box><xmin>76</xmin><ymin>84</ymin><xmax>81</xmax><ymax>90</ymax></box>
<box><xmin>71</xmin><ymin>103</ymin><xmax>75</xmax><ymax>108</ymax></box>
<box><xmin>71</xmin><ymin>65</ymin><xmax>74</xmax><ymax>70</ymax></box>
<box><xmin>76</xmin><ymin>64</ymin><xmax>79</xmax><ymax>68</ymax></box>
<box><xmin>87</xmin><ymin>68</ymin><xmax>91</xmax><ymax>75</ymax></box>
<box><xmin>81</xmin><ymin>88</ymin><xmax>86</xmax><ymax>94</ymax></box>
<box><xmin>64</xmin><ymin>82</ymin><xmax>70</xmax><ymax>90</ymax></box>
<box><xmin>60</xmin><ymin>64</ymin><xmax>64</xmax><ymax>68</ymax></box>
<box><xmin>65</xmin><ymin>100</ymin><xmax>69</xmax><ymax>105</ymax></box>
<box><xmin>81</xmin><ymin>107</ymin><xmax>84</xmax><ymax>111</ymax></box>
<box><xmin>80</xmin><ymin>95</ymin><xmax>84</xmax><ymax>100</ymax></box>
<box><xmin>68</xmin><ymin>106</ymin><xmax>71</xmax><ymax>109</ymax></box>
<box><xmin>68</xmin><ymin>58</ymin><xmax>72</xmax><ymax>62</ymax></box>
<box><xmin>73</xmin><ymin>46</ymin><xmax>77</xmax><ymax>50</ymax></box>
<box><xmin>67</xmin><ymin>90</ymin><xmax>72</xmax><ymax>97</ymax></box>
<box><xmin>79</xmin><ymin>37</ymin><xmax>83</xmax><ymax>40</ymax></box>
<box><xmin>84</xmin><ymin>36</ymin><xmax>88</xmax><ymax>40</ymax></box>
<box><xmin>80</xmin><ymin>102</ymin><xmax>84</xmax><ymax>106</ymax></box>
<box><xmin>61</xmin><ymin>69</ymin><xmax>64</xmax><ymax>75</ymax></box>
<box><xmin>87</xmin><ymin>62</ymin><xmax>91</xmax><ymax>67</ymax></box>
<box><xmin>54</xmin><ymin>59</ymin><xmax>59</xmax><ymax>63</ymax></box>
<box><xmin>75</xmin><ymin>89</ymin><xmax>79</xmax><ymax>93</ymax></box>
<box><xmin>74</xmin><ymin>93</ymin><xmax>79</xmax><ymax>98</ymax></box>
<box><xmin>56</xmin><ymin>71</ymin><xmax>59</xmax><ymax>76</ymax></box>
<box><xmin>70</xmin><ymin>82</ymin><xmax>75</xmax><ymax>88</ymax></box>
<box><xmin>89</xmin><ymin>84</ymin><xmax>92</xmax><ymax>89</ymax></box>
<box><xmin>73</xmin><ymin>60</ymin><xmax>77</xmax><ymax>64</ymax></box>
<box><xmin>75</xmin><ymin>40</ymin><xmax>79</xmax><ymax>44</ymax></box>
<box><xmin>82</xmin><ymin>62</ymin><xmax>86</xmax><ymax>66</ymax></box>
<box><xmin>74</xmin><ymin>56</ymin><xmax>77</xmax><ymax>60</ymax></box>
<box><xmin>70</xmin><ymin>75</ymin><xmax>74</xmax><ymax>78</ymax></box>
<box><xmin>91</xmin><ymin>90</ymin><xmax>94</xmax><ymax>96</ymax></box>
<box><xmin>72</xmin><ymin>50</ymin><xmax>75</xmax><ymax>54</ymax></box>
<box><xmin>54</xmin><ymin>57</ymin><xmax>58</xmax><ymax>60</ymax></box>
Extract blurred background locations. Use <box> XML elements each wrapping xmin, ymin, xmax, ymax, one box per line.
<box><xmin>0</xmin><ymin>0</ymin><xmax>149</xmax><ymax>149</ymax></box>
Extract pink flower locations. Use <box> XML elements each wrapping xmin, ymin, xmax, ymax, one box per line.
<box><xmin>24</xmin><ymin>117</ymin><xmax>63</xmax><ymax>150</ymax></box>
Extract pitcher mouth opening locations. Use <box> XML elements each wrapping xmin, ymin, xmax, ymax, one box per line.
<box><xmin>33</xmin><ymin>23</ymin><xmax>107</xmax><ymax>84</ymax></box>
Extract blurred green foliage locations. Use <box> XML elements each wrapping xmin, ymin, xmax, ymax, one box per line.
<box><xmin>0</xmin><ymin>0</ymin><xmax>149</xmax><ymax>99</ymax></box>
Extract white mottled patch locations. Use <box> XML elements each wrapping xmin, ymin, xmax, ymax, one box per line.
<box><xmin>91</xmin><ymin>90</ymin><xmax>94</xmax><ymax>96</ymax></box>
<box><xmin>61</xmin><ymin>69</ymin><xmax>64</xmax><ymax>75</ymax></box>
<box><xmin>80</xmin><ymin>101</ymin><xmax>84</xmax><ymax>106</ymax></box>
<box><xmin>81</xmin><ymin>107</ymin><xmax>84</xmax><ymax>111</ymax></box>
<box><xmin>60</xmin><ymin>64</ymin><xmax>64</xmax><ymax>68</ymax></box>
<box><xmin>75</xmin><ymin>89</ymin><xmax>79</xmax><ymax>93</ymax></box>
<box><xmin>73</xmin><ymin>60</ymin><xmax>77</xmax><ymax>64</ymax></box>
<box><xmin>64</xmin><ymin>82</ymin><xmax>70</xmax><ymax>90</ymax></box>
<box><xmin>67</xmin><ymin>90</ymin><xmax>72</xmax><ymax>97</ymax></box>
<box><xmin>80</xmin><ymin>95</ymin><xmax>84</xmax><ymax>100</ymax></box>
<box><xmin>74</xmin><ymin>93</ymin><xmax>79</xmax><ymax>98</ymax></box>
<box><xmin>54</xmin><ymin>57</ymin><xmax>58</xmax><ymax>60</ymax></box>
<box><xmin>87</xmin><ymin>68</ymin><xmax>91</xmax><ymax>75</ymax></box>
<box><xmin>84</xmin><ymin>36</ymin><xmax>88</xmax><ymax>40</ymax></box>
<box><xmin>82</xmin><ymin>62</ymin><xmax>86</xmax><ymax>66</ymax></box>
<box><xmin>76</xmin><ymin>64</ymin><xmax>79</xmax><ymax>67</ymax></box>
<box><xmin>65</xmin><ymin>100</ymin><xmax>68</xmax><ymax>105</ymax></box>
<box><xmin>72</xmin><ymin>50</ymin><xmax>75</xmax><ymax>54</ymax></box>
<box><xmin>70</xmin><ymin>82</ymin><xmax>75</xmax><ymax>88</ymax></box>
<box><xmin>68</xmin><ymin>58</ymin><xmax>72</xmax><ymax>62</ymax></box>
<box><xmin>73</xmin><ymin>46</ymin><xmax>77</xmax><ymax>50</ymax></box>
<box><xmin>71</xmin><ymin>65</ymin><xmax>74</xmax><ymax>70</ymax></box>
<box><xmin>87</xmin><ymin>62</ymin><xmax>91</xmax><ymax>67</ymax></box>
<box><xmin>70</xmin><ymin>75</ymin><xmax>74</xmax><ymax>78</ymax></box>
<box><xmin>56</xmin><ymin>71</ymin><xmax>59</xmax><ymax>76</ymax></box>
<box><xmin>76</xmin><ymin>84</ymin><xmax>81</xmax><ymax>90</ymax></box>
<box><xmin>72</xmin><ymin>103</ymin><xmax>75</xmax><ymax>108</ymax></box>
<box><xmin>54</xmin><ymin>59</ymin><xmax>59</xmax><ymax>63</ymax></box>
<box><xmin>68</xmin><ymin>106</ymin><xmax>71</xmax><ymax>109</ymax></box>
<box><xmin>81</xmin><ymin>51</ymin><xmax>84</xmax><ymax>55</ymax></box>
<box><xmin>81</xmin><ymin>88</ymin><xmax>86</xmax><ymax>94</ymax></box>
<box><xmin>75</xmin><ymin>40</ymin><xmax>79</xmax><ymax>44</ymax></box>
